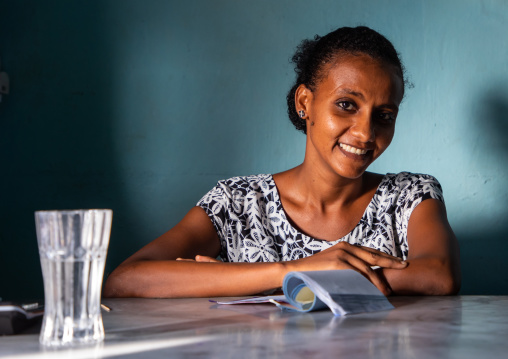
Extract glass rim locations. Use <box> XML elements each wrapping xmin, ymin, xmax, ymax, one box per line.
<box><xmin>35</xmin><ymin>209</ymin><xmax>113</xmax><ymax>214</ymax></box>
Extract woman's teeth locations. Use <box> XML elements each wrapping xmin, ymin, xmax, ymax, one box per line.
<box><xmin>340</xmin><ymin>143</ymin><xmax>368</xmax><ymax>155</ymax></box>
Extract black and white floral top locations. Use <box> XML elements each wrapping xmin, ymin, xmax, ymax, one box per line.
<box><xmin>196</xmin><ymin>172</ymin><xmax>444</xmax><ymax>262</ymax></box>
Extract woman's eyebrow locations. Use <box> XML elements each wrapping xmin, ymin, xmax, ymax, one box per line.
<box><xmin>378</xmin><ymin>104</ymin><xmax>399</xmax><ymax>111</ymax></box>
<box><xmin>335</xmin><ymin>88</ymin><xmax>399</xmax><ymax>110</ymax></box>
<box><xmin>337</xmin><ymin>88</ymin><xmax>365</xmax><ymax>100</ymax></box>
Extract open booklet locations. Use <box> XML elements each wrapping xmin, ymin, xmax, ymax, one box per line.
<box><xmin>211</xmin><ymin>269</ymin><xmax>394</xmax><ymax>316</ymax></box>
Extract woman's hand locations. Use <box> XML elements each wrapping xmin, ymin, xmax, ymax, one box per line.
<box><xmin>286</xmin><ymin>242</ymin><xmax>407</xmax><ymax>295</ymax></box>
<box><xmin>176</xmin><ymin>255</ymin><xmax>221</xmax><ymax>263</ymax></box>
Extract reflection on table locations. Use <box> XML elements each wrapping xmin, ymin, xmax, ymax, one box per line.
<box><xmin>1</xmin><ymin>296</ymin><xmax>507</xmax><ymax>358</ymax></box>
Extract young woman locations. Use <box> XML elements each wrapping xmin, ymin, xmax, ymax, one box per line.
<box><xmin>104</xmin><ymin>26</ymin><xmax>460</xmax><ymax>298</ymax></box>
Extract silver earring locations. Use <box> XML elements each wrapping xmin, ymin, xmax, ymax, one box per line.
<box><xmin>298</xmin><ymin>110</ymin><xmax>305</xmax><ymax>118</ymax></box>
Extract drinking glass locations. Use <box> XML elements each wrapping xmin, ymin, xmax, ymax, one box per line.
<box><xmin>35</xmin><ymin>209</ymin><xmax>112</xmax><ymax>347</ymax></box>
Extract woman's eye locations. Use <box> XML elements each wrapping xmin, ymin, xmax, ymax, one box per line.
<box><xmin>377</xmin><ymin>112</ymin><xmax>396</xmax><ymax>123</ymax></box>
<box><xmin>337</xmin><ymin>101</ymin><xmax>356</xmax><ymax>111</ymax></box>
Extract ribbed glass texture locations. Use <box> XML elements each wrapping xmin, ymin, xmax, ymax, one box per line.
<box><xmin>35</xmin><ymin>209</ymin><xmax>112</xmax><ymax>347</ymax></box>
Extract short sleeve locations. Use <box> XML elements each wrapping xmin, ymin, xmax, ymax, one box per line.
<box><xmin>196</xmin><ymin>182</ymin><xmax>231</xmax><ymax>242</ymax></box>
<box><xmin>397</xmin><ymin>173</ymin><xmax>444</xmax><ymax>214</ymax></box>
<box><xmin>394</xmin><ymin>173</ymin><xmax>445</xmax><ymax>255</ymax></box>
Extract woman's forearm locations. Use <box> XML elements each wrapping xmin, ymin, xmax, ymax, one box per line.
<box><xmin>103</xmin><ymin>260</ymin><xmax>287</xmax><ymax>298</ymax></box>
<box><xmin>103</xmin><ymin>241</ymin><xmax>413</xmax><ymax>298</ymax></box>
<box><xmin>382</xmin><ymin>257</ymin><xmax>461</xmax><ymax>295</ymax></box>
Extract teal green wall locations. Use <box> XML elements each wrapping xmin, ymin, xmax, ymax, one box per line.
<box><xmin>1</xmin><ymin>0</ymin><xmax>507</xmax><ymax>299</ymax></box>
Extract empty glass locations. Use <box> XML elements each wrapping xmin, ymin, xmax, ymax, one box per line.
<box><xmin>35</xmin><ymin>209</ymin><xmax>112</xmax><ymax>347</ymax></box>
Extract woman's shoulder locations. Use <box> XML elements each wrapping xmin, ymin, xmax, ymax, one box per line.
<box><xmin>217</xmin><ymin>174</ymin><xmax>273</xmax><ymax>188</ymax></box>
<box><xmin>378</xmin><ymin>171</ymin><xmax>444</xmax><ymax>202</ymax></box>
<box><xmin>382</xmin><ymin>171</ymin><xmax>441</xmax><ymax>186</ymax></box>
<box><xmin>212</xmin><ymin>174</ymin><xmax>276</xmax><ymax>196</ymax></box>
<box><xmin>197</xmin><ymin>174</ymin><xmax>275</xmax><ymax>207</ymax></box>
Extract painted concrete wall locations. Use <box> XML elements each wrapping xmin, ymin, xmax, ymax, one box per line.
<box><xmin>1</xmin><ymin>0</ymin><xmax>507</xmax><ymax>299</ymax></box>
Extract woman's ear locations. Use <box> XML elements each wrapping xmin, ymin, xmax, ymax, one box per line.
<box><xmin>295</xmin><ymin>84</ymin><xmax>312</xmax><ymax>119</ymax></box>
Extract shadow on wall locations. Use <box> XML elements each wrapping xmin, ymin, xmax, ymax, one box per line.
<box><xmin>458</xmin><ymin>83</ymin><xmax>508</xmax><ymax>294</ymax></box>
<box><xmin>0</xmin><ymin>2</ymin><xmax>134</xmax><ymax>301</ymax></box>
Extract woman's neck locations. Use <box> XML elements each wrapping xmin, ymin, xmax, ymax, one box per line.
<box><xmin>274</xmin><ymin>163</ymin><xmax>374</xmax><ymax>213</ymax></box>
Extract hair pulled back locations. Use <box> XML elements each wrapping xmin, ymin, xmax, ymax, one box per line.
<box><xmin>287</xmin><ymin>26</ymin><xmax>405</xmax><ymax>134</ymax></box>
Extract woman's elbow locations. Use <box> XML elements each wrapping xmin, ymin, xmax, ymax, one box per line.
<box><xmin>103</xmin><ymin>273</ymin><xmax>124</xmax><ymax>298</ymax></box>
<box><xmin>102</xmin><ymin>266</ymin><xmax>135</xmax><ymax>298</ymax></box>
<box><xmin>429</xmin><ymin>267</ymin><xmax>461</xmax><ymax>295</ymax></box>
<box><xmin>441</xmin><ymin>273</ymin><xmax>461</xmax><ymax>295</ymax></box>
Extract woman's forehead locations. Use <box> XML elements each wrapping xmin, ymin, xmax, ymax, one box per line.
<box><xmin>324</xmin><ymin>52</ymin><xmax>401</xmax><ymax>78</ymax></box>
<box><xmin>318</xmin><ymin>53</ymin><xmax>404</xmax><ymax>102</ymax></box>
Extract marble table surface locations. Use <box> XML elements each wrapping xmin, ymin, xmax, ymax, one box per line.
<box><xmin>1</xmin><ymin>296</ymin><xmax>507</xmax><ymax>358</ymax></box>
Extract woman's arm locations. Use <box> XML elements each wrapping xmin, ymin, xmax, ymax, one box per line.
<box><xmin>381</xmin><ymin>199</ymin><xmax>461</xmax><ymax>295</ymax></box>
<box><xmin>104</xmin><ymin>207</ymin><xmax>285</xmax><ymax>298</ymax></box>
<box><xmin>103</xmin><ymin>206</ymin><xmax>408</xmax><ymax>298</ymax></box>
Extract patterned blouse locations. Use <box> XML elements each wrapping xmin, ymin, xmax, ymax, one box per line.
<box><xmin>196</xmin><ymin>172</ymin><xmax>444</xmax><ymax>262</ymax></box>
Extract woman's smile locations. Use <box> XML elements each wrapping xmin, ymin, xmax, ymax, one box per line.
<box><xmin>339</xmin><ymin>143</ymin><xmax>369</xmax><ymax>156</ymax></box>
<box><xmin>337</xmin><ymin>142</ymin><xmax>374</xmax><ymax>164</ymax></box>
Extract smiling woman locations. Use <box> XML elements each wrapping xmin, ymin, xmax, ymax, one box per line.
<box><xmin>103</xmin><ymin>26</ymin><xmax>461</xmax><ymax>299</ymax></box>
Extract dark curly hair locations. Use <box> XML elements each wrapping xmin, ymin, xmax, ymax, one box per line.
<box><xmin>287</xmin><ymin>26</ymin><xmax>406</xmax><ymax>134</ymax></box>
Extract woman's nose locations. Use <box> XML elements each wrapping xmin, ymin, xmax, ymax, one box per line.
<box><xmin>350</xmin><ymin>116</ymin><xmax>375</xmax><ymax>142</ymax></box>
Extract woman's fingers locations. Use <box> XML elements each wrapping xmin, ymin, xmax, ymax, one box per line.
<box><xmin>194</xmin><ymin>255</ymin><xmax>221</xmax><ymax>263</ymax></box>
<box><xmin>176</xmin><ymin>255</ymin><xmax>220</xmax><ymax>263</ymax></box>
<box><xmin>339</xmin><ymin>252</ymin><xmax>392</xmax><ymax>295</ymax></box>
<box><xmin>364</xmin><ymin>267</ymin><xmax>392</xmax><ymax>296</ymax></box>
<box><xmin>336</xmin><ymin>244</ymin><xmax>405</xmax><ymax>295</ymax></box>
<box><xmin>338</xmin><ymin>242</ymin><xmax>407</xmax><ymax>269</ymax></box>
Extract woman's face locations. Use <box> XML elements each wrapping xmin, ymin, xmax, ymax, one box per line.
<box><xmin>299</xmin><ymin>53</ymin><xmax>404</xmax><ymax>180</ymax></box>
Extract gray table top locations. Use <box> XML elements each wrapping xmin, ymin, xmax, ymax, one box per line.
<box><xmin>1</xmin><ymin>296</ymin><xmax>507</xmax><ymax>358</ymax></box>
